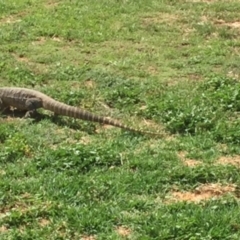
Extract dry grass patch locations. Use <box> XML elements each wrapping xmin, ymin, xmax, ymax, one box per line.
<box><xmin>0</xmin><ymin>9</ymin><xmax>28</xmax><ymax>25</ymax></box>
<box><xmin>11</xmin><ymin>51</ymin><xmax>49</xmax><ymax>74</ymax></box>
<box><xmin>167</xmin><ymin>183</ymin><xmax>236</xmax><ymax>203</ymax></box>
<box><xmin>215</xmin><ymin>19</ymin><xmax>240</xmax><ymax>29</ymax></box>
<box><xmin>0</xmin><ymin>201</ymin><xmax>30</xmax><ymax>219</ymax></box>
<box><xmin>32</xmin><ymin>36</ymin><xmax>47</xmax><ymax>45</ymax></box>
<box><xmin>116</xmin><ymin>226</ymin><xmax>132</xmax><ymax>237</ymax></box>
<box><xmin>189</xmin><ymin>0</ymin><xmax>214</xmax><ymax>2</ymax></box>
<box><xmin>184</xmin><ymin>159</ymin><xmax>202</xmax><ymax>167</ymax></box>
<box><xmin>38</xmin><ymin>218</ymin><xmax>51</xmax><ymax>227</ymax></box>
<box><xmin>81</xmin><ymin>235</ymin><xmax>96</xmax><ymax>240</ymax></box>
<box><xmin>0</xmin><ymin>115</ymin><xmax>23</xmax><ymax>123</ymax></box>
<box><xmin>0</xmin><ymin>16</ymin><xmax>22</xmax><ymax>25</ymax></box>
<box><xmin>79</xmin><ymin>136</ymin><xmax>93</xmax><ymax>145</ymax></box>
<box><xmin>33</xmin><ymin>35</ymin><xmax>69</xmax><ymax>44</ymax></box>
<box><xmin>0</xmin><ymin>170</ymin><xmax>6</xmax><ymax>176</ymax></box>
<box><xmin>0</xmin><ymin>197</ymin><xmax>53</xmax><ymax>220</ymax></box>
<box><xmin>44</xmin><ymin>0</ymin><xmax>60</xmax><ymax>9</ymax></box>
<box><xmin>146</xmin><ymin>65</ymin><xmax>159</xmax><ymax>75</ymax></box>
<box><xmin>187</xmin><ymin>73</ymin><xmax>203</xmax><ymax>81</ymax></box>
<box><xmin>227</xmin><ymin>70</ymin><xmax>240</xmax><ymax>79</ymax></box>
<box><xmin>0</xmin><ymin>225</ymin><xmax>8</xmax><ymax>233</ymax></box>
<box><xmin>199</xmin><ymin>16</ymin><xmax>240</xmax><ymax>30</ymax></box>
<box><xmin>141</xmin><ymin>12</ymin><xmax>180</xmax><ymax>26</ymax></box>
<box><xmin>178</xmin><ymin>151</ymin><xmax>202</xmax><ymax>167</ymax></box>
<box><xmin>84</xmin><ymin>79</ymin><xmax>96</xmax><ymax>89</ymax></box>
<box><xmin>217</xmin><ymin>155</ymin><xmax>240</xmax><ymax>167</ymax></box>
<box><xmin>12</xmin><ymin>53</ymin><xmax>30</xmax><ymax>63</ymax></box>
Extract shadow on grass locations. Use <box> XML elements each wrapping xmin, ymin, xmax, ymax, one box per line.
<box><xmin>0</xmin><ymin>108</ymin><xmax>97</xmax><ymax>135</ymax></box>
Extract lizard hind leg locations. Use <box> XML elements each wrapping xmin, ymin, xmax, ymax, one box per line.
<box><xmin>24</xmin><ymin>98</ymin><xmax>43</xmax><ymax>118</ymax></box>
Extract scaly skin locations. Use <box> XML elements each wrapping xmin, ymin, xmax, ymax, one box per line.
<box><xmin>0</xmin><ymin>87</ymin><xmax>160</xmax><ymax>135</ymax></box>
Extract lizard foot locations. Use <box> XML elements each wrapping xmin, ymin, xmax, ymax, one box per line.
<box><xmin>24</xmin><ymin>110</ymin><xmax>40</xmax><ymax>118</ymax></box>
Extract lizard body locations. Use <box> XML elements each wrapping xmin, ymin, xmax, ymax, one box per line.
<box><xmin>0</xmin><ymin>87</ymin><xmax>160</xmax><ymax>135</ymax></box>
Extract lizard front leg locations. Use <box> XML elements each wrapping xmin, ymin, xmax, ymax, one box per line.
<box><xmin>24</xmin><ymin>98</ymin><xmax>43</xmax><ymax>118</ymax></box>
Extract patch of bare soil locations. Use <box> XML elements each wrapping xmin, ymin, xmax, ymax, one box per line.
<box><xmin>44</xmin><ymin>0</ymin><xmax>60</xmax><ymax>9</ymax></box>
<box><xmin>141</xmin><ymin>12</ymin><xmax>179</xmax><ymax>26</ymax></box>
<box><xmin>0</xmin><ymin>202</ymin><xmax>29</xmax><ymax>220</ymax></box>
<box><xmin>11</xmin><ymin>51</ymin><xmax>49</xmax><ymax>75</ymax></box>
<box><xmin>32</xmin><ymin>36</ymin><xmax>63</xmax><ymax>46</ymax></box>
<box><xmin>146</xmin><ymin>65</ymin><xmax>159</xmax><ymax>75</ymax></box>
<box><xmin>0</xmin><ymin>193</ymin><xmax>33</xmax><ymax>215</ymax></box>
<box><xmin>188</xmin><ymin>0</ymin><xmax>217</xmax><ymax>2</ymax></box>
<box><xmin>199</xmin><ymin>16</ymin><xmax>240</xmax><ymax>31</ymax></box>
<box><xmin>0</xmin><ymin>16</ymin><xmax>22</xmax><ymax>24</ymax></box>
<box><xmin>32</xmin><ymin>36</ymin><xmax>47</xmax><ymax>45</ymax></box>
<box><xmin>187</xmin><ymin>73</ymin><xmax>203</xmax><ymax>81</ymax></box>
<box><xmin>215</xmin><ymin>19</ymin><xmax>240</xmax><ymax>29</ymax></box>
<box><xmin>0</xmin><ymin>10</ymin><xmax>28</xmax><ymax>25</ymax></box>
<box><xmin>12</xmin><ymin>53</ymin><xmax>30</xmax><ymax>63</ymax></box>
<box><xmin>0</xmin><ymin>225</ymin><xmax>8</xmax><ymax>233</ymax></box>
<box><xmin>217</xmin><ymin>155</ymin><xmax>240</xmax><ymax>167</ymax></box>
<box><xmin>227</xmin><ymin>71</ymin><xmax>240</xmax><ymax>79</ymax></box>
<box><xmin>81</xmin><ymin>235</ymin><xmax>96</xmax><ymax>240</ymax></box>
<box><xmin>0</xmin><ymin>170</ymin><xmax>6</xmax><ymax>175</ymax></box>
<box><xmin>84</xmin><ymin>80</ymin><xmax>96</xmax><ymax>89</ymax></box>
<box><xmin>78</xmin><ymin>136</ymin><xmax>93</xmax><ymax>146</ymax></box>
<box><xmin>116</xmin><ymin>226</ymin><xmax>132</xmax><ymax>237</ymax></box>
<box><xmin>38</xmin><ymin>218</ymin><xmax>51</xmax><ymax>227</ymax></box>
<box><xmin>178</xmin><ymin>151</ymin><xmax>202</xmax><ymax>167</ymax></box>
<box><xmin>167</xmin><ymin>183</ymin><xmax>236</xmax><ymax>203</ymax></box>
<box><xmin>0</xmin><ymin>195</ymin><xmax>52</xmax><ymax>221</ymax></box>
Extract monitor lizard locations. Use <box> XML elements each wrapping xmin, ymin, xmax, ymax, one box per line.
<box><xmin>0</xmin><ymin>87</ymin><xmax>160</xmax><ymax>135</ymax></box>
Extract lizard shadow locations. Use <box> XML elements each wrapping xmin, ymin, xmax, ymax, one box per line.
<box><xmin>0</xmin><ymin>109</ymin><xmax>96</xmax><ymax>135</ymax></box>
<box><xmin>49</xmin><ymin>114</ymin><xmax>97</xmax><ymax>134</ymax></box>
<box><xmin>0</xmin><ymin>109</ymin><xmax>28</xmax><ymax>118</ymax></box>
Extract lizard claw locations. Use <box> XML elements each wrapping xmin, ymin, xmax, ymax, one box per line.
<box><xmin>24</xmin><ymin>110</ymin><xmax>39</xmax><ymax>118</ymax></box>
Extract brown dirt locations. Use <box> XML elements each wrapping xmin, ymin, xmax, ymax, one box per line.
<box><xmin>0</xmin><ymin>170</ymin><xmax>6</xmax><ymax>175</ymax></box>
<box><xmin>217</xmin><ymin>155</ymin><xmax>240</xmax><ymax>167</ymax></box>
<box><xmin>81</xmin><ymin>235</ymin><xmax>96</xmax><ymax>240</ymax></box>
<box><xmin>11</xmin><ymin>51</ymin><xmax>49</xmax><ymax>75</ymax></box>
<box><xmin>215</xmin><ymin>19</ymin><xmax>240</xmax><ymax>29</ymax></box>
<box><xmin>167</xmin><ymin>183</ymin><xmax>236</xmax><ymax>203</ymax></box>
<box><xmin>116</xmin><ymin>226</ymin><xmax>132</xmax><ymax>237</ymax></box>
<box><xmin>38</xmin><ymin>218</ymin><xmax>51</xmax><ymax>227</ymax></box>
<box><xmin>0</xmin><ymin>16</ymin><xmax>22</xmax><ymax>24</ymax></box>
<box><xmin>0</xmin><ymin>225</ymin><xmax>8</xmax><ymax>233</ymax></box>
<box><xmin>188</xmin><ymin>0</ymin><xmax>219</xmax><ymax>2</ymax></box>
<box><xmin>0</xmin><ymin>9</ymin><xmax>27</xmax><ymax>25</ymax></box>
<box><xmin>227</xmin><ymin>71</ymin><xmax>240</xmax><ymax>79</ymax></box>
<box><xmin>141</xmin><ymin>12</ymin><xmax>179</xmax><ymax>26</ymax></box>
<box><xmin>33</xmin><ymin>36</ymin><xmax>47</xmax><ymax>45</ymax></box>
<box><xmin>84</xmin><ymin>80</ymin><xmax>96</xmax><ymax>89</ymax></box>
<box><xmin>147</xmin><ymin>66</ymin><xmax>159</xmax><ymax>75</ymax></box>
<box><xmin>44</xmin><ymin>0</ymin><xmax>60</xmax><ymax>9</ymax></box>
<box><xmin>178</xmin><ymin>151</ymin><xmax>202</xmax><ymax>167</ymax></box>
<box><xmin>79</xmin><ymin>136</ymin><xmax>93</xmax><ymax>145</ymax></box>
<box><xmin>187</xmin><ymin>73</ymin><xmax>203</xmax><ymax>81</ymax></box>
<box><xmin>12</xmin><ymin>53</ymin><xmax>30</xmax><ymax>63</ymax></box>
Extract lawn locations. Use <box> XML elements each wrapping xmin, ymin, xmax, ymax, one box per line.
<box><xmin>0</xmin><ymin>0</ymin><xmax>240</xmax><ymax>239</ymax></box>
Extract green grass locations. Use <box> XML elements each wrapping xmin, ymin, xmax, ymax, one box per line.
<box><xmin>1</xmin><ymin>0</ymin><xmax>240</xmax><ymax>239</ymax></box>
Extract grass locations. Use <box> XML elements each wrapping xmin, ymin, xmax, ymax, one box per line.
<box><xmin>0</xmin><ymin>0</ymin><xmax>240</xmax><ymax>239</ymax></box>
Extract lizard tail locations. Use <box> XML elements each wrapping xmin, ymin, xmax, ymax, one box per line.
<box><xmin>44</xmin><ymin>99</ymin><xmax>148</xmax><ymax>133</ymax></box>
<box><xmin>43</xmin><ymin>98</ymin><xmax>154</xmax><ymax>134</ymax></box>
